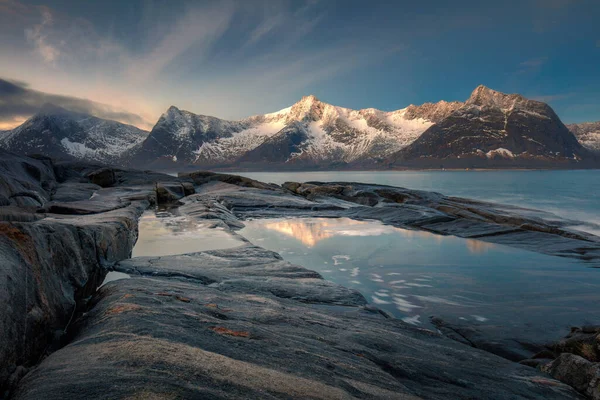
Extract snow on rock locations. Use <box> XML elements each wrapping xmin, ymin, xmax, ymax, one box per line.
<box><xmin>138</xmin><ymin>95</ymin><xmax>460</xmax><ymax>166</ymax></box>
<box><xmin>486</xmin><ymin>148</ymin><xmax>515</xmax><ymax>158</ymax></box>
<box><xmin>0</xmin><ymin>105</ymin><xmax>148</xmax><ymax>163</ymax></box>
<box><xmin>568</xmin><ymin>121</ymin><xmax>600</xmax><ymax>151</ymax></box>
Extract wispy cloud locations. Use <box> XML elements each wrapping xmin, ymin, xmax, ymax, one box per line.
<box><xmin>25</xmin><ymin>7</ymin><xmax>59</xmax><ymax>64</ymax></box>
<box><xmin>530</xmin><ymin>92</ymin><xmax>576</xmax><ymax>103</ymax></box>
<box><xmin>125</xmin><ymin>1</ymin><xmax>237</xmax><ymax>82</ymax></box>
<box><xmin>516</xmin><ymin>56</ymin><xmax>548</xmax><ymax>74</ymax></box>
<box><xmin>520</xmin><ymin>57</ymin><xmax>548</xmax><ymax>68</ymax></box>
<box><xmin>0</xmin><ymin>78</ymin><xmax>150</xmax><ymax>129</ymax></box>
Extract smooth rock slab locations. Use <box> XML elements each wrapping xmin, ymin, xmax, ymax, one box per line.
<box><xmin>14</xmin><ymin>250</ymin><xmax>582</xmax><ymax>400</ymax></box>
<box><xmin>115</xmin><ymin>245</ymin><xmax>366</xmax><ymax>306</ymax></box>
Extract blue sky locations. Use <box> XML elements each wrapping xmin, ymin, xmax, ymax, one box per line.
<box><xmin>0</xmin><ymin>0</ymin><xmax>599</xmax><ymax>129</ymax></box>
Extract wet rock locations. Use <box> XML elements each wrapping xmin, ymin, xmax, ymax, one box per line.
<box><xmin>430</xmin><ymin>317</ymin><xmax>545</xmax><ymax>362</ymax></box>
<box><xmin>42</xmin><ymin>199</ymin><xmax>130</xmax><ymax>215</ymax></box>
<box><xmin>13</xmin><ymin>247</ymin><xmax>582</xmax><ymax>400</ymax></box>
<box><xmin>178</xmin><ymin>195</ymin><xmax>245</xmax><ymax>229</ymax></box>
<box><xmin>155</xmin><ymin>182</ymin><xmax>188</xmax><ymax>204</ymax></box>
<box><xmin>0</xmin><ymin>207</ymin><xmax>45</xmax><ymax>222</ymax></box>
<box><xmin>549</xmin><ymin>327</ymin><xmax>600</xmax><ymax>362</ymax></box>
<box><xmin>8</xmin><ymin>191</ymin><xmax>46</xmax><ymax>207</ymax></box>
<box><xmin>86</xmin><ymin>168</ymin><xmax>116</xmax><ymax>187</ymax></box>
<box><xmin>0</xmin><ymin>151</ymin><xmax>157</xmax><ymax>395</ymax></box>
<box><xmin>542</xmin><ymin>354</ymin><xmax>600</xmax><ymax>399</ymax></box>
<box><xmin>194</xmin><ymin>177</ymin><xmax>600</xmax><ymax>262</ymax></box>
<box><xmin>51</xmin><ymin>182</ymin><xmax>101</xmax><ymax>202</ymax></box>
<box><xmin>179</xmin><ymin>170</ymin><xmax>278</xmax><ymax>190</ymax></box>
<box><xmin>181</xmin><ymin>181</ymin><xmax>195</xmax><ymax>196</ymax></box>
<box><xmin>0</xmin><ymin>202</ymin><xmax>147</xmax><ymax>395</ymax></box>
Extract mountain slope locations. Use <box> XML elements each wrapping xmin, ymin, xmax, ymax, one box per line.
<box><xmin>0</xmin><ymin>105</ymin><xmax>148</xmax><ymax>163</ymax></box>
<box><xmin>132</xmin><ymin>95</ymin><xmax>461</xmax><ymax>168</ymax></box>
<box><xmin>568</xmin><ymin>121</ymin><xmax>600</xmax><ymax>151</ymax></box>
<box><xmin>388</xmin><ymin>86</ymin><xmax>588</xmax><ymax>168</ymax></box>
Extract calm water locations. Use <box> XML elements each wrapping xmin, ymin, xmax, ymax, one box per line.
<box><xmin>231</xmin><ymin>170</ymin><xmax>600</xmax><ymax>235</ymax></box>
<box><xmin>132</xmin><ymin>211</ymin><xmax>245</xmax><ymax>257</ymax></box>
<box><xmin>239</xmin><ymin>217</ymin><xmax>600</xmax><ymax>344</ymax></box>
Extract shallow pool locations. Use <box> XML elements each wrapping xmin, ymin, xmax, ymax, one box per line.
<box><xmin>239</xmin><ymin>217</ymin><xmax>600</xmax><ymax>344</ymax></box>
<box><xmin>132</xmin><ymin>210</ymin><xmax>245</xmax><ymax>257</ymax></box>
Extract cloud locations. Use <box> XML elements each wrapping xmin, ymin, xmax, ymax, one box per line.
<box><xmin>125</xmin><ymin>1</ymin><xmax>236</xmax><ymax>82</ymax></box>
<box><xmin>530</xmin><ymin>92</ymin><xmax>576</xmax><ymax>103</ymax></box>
<box><xmin>0</xmin><ymin>0</ymin><xmax>407</xmax><ymax>122</ymax></box>
<box><xmin>520</xmin><ymin>57</ymin><xmax>548</xmax><ymax>68</ymax></box>
<box><xmin>0</xmin><ymin>78</ymin><xmax>151</xmax><ymax>129</ymax></box>
<box><xmin>516</xmin><ymin>57</ymin><xmax>548</xmax><ymax>74</ymax></box>
<box><xmin>25</xmin><ymin>7</ymin><xmax>59</xmax><ymax>64</ymax></box>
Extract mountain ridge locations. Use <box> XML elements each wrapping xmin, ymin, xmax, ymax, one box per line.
<box><xmin>0</xmin><ymin>104</ymin><xmax>148</xmax><ymax>164</ymax></box>
<box><xmin>1</xmin><ymin>86</ymin><xmax>598</xmax><ymax>169</ymax></box>
<box><xmin>387</xmin><ymin>86</ymin><xmax>591</xmax><ymax>168</ymax></box>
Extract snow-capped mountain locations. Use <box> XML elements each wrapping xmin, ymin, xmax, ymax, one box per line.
<box><xmin>0</xmin><ymin>104</ymin><xmax>148</xmax><ymax>163</ymax></box>
<box><xmin>130</xmin><ymin>105</ymin><xmax>290</xmax><ymax>166</ymax></box>
<box><xmin>2</xmin><ymin>87</ymin><xmax>597</xmax><ymax>170</ymax></box>
<box><xmin>388</xmin><ymin>85</ymin><xmax>590</xmax><ymax>167</ymax></box>
<box><xmin>132</xmin><ymin>95</ymin><xmax>461</xmax><ymax>168</ymax></box>
<box><xmin>568</xmin><ymin>121</ymin><xmax>600</xmax><ymax>152</ymax></box>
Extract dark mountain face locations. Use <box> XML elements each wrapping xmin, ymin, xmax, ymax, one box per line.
<box><xmin>388</xmin><ymin>86</ymin><xmax>588</xmax><ymax>168</ymax></box>
<box><xmin>0</xmin><ymin>105</ymin><xmax>148</xmax><ymax>163</ymax></box>
<box><xmin>3</xmin><ymin>87</ymin><xmax>596</xmax><ymax>170</ymax></box>
<box><xmin>131</xmin><ymin>106</ymin><xmax>250</xmax><ymax>166</ymax></box>
<box><xmin>237</xmin><ymin>123</ymin><xmax>309</xmax><ymax>164</ymax></box>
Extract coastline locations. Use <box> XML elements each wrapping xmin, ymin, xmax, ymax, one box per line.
<box><xmin>1</xmin><ymin>154</ymin><xmax>597</xmax><ymax>399</ymax></box>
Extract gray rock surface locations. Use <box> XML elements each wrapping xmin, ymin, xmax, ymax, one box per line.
<box><xmin>199</xmin><ymin>179</ymin><xmax>600</xmax><ymax>263</ymax></box>
<box><xmin>543</xmin><ymin>354</ymin><xmax>600</xmax><ymax>399</ymax></box>
<box><xmin>1</xmin><ymin>162</ymin><xmax>597</xmax><ymax>399</ymax></box>
<box><xmin>0</xmin><ymin>150</ymin><xmax>192</xmax><ymax>397</ymax></box>
<box><xmin>13</xmin><ymin>246</ymin><xmax>582</xmax><ymax>400</ymax></box>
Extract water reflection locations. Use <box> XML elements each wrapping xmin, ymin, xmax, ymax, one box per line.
<box><xmin>132</xmin><ymin>211</ymin><xmax>245</xmax><ymax>257</ymax></box>
<box><xmin>259</xmin><ymin>217</ymin><xmax>486</xmax><ymax>253</ymax></box>
<box><xmin>240</xmin><ymin>217</ymin><xmax>600</xmax><ymax>345</ymax></box>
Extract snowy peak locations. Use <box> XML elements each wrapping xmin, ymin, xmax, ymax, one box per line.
<box><xmin>164</xmin><ymin>105</ymin><xmax>182</xmax><ymax>117</ymax></box>
<box><xmin>466</xmin><ymin>85</ymin><xmax>531</xmax><ymax>110</ymax></box>
<box><xmin>402</xmin><ymin>100</ymin><xmax>464</xmax><ymax>123</ymax></box>
<box><xmin>389</xmin><ymin>86</ymin><xmax>586</xmax><ymax>167</ymax></box>
<box><xmin>0</xmin><ymin>105</ymin><xmax>148</xmax><ymax>163</ymax></box>
<box><xmin>286</xmin><ymin>95</ymin><xmax>326</xmax><ymax>123</ymax></box>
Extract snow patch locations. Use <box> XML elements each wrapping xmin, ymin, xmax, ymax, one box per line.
<box><xmin>486</xmin><ymin>148</ymin><xmax>515</xmax><ymax>158</ymax></box>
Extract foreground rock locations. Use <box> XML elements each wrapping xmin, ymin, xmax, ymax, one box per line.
<box><xmin>14</xmin><ymin>245</ymin><xmax>581</xmax><ymax>399</ymax></box>
<box><xmin>515</xmin><ymin>326</ymin><xmax>600</xmax><ymax>399</ymax></box>
<box><xmin>543</xmin><ymin>354</ymin><xmax>600</xmax><ymax>400</ymax></box>
<box><xmin>1</xmin><ymin>155</ymin><xmax>598</xmax><ymax>399</ymax></box>
<box><xmin>182</xmin><ymin>172</ymin><xmax>600</xmax><ymax>263</ymax></box>
<box><xmin>0</xmin><ymin>150</ymin><xmax>192</xmax><ymax>396</ymax></box>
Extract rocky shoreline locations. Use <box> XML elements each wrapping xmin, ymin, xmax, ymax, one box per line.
<box><xmin>1</xmin><ymin>150</ymin><xmax>599</xmax><ymax>399</ymax></box>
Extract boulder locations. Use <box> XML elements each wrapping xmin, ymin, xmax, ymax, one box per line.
<box><xmin>548</xmin><ymin>327</ymin><xmax>600</xmax><ymax>362</ymax></box>
<box><xmin>543</xmin><ymin>354</ymin><xmax>600</xmax><ymax>399</ymax></box>
<box><xmin>86</xmin><ymin>168</ymin><xmax>116</xmax><ymax>187</ymax></box>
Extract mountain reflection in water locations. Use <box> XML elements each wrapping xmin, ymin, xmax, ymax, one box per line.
<box><xmin>260</xmin><ymin>217</ymin><xmax>488</xmax><ymax>253</ymax></box>
<box><xmin>240</xmin><ymin>217</ymin><xmax>600</xmax><ymax>346</ymax></box>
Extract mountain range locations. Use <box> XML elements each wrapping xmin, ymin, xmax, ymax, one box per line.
<box><xmin>1</xmin><ymin>86</ymin><xmax>598</xmax><ymax>169</ymax></box>
<box><xmin>0</xmin><ymin>104</ymin><xmax>147</xmax><ymax>164</ymax></box>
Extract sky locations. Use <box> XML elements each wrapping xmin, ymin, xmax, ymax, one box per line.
<box><xmin>0</xmin><ymin>0</ymin><xmax>599</xmax><ymax>130</ymax></box>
